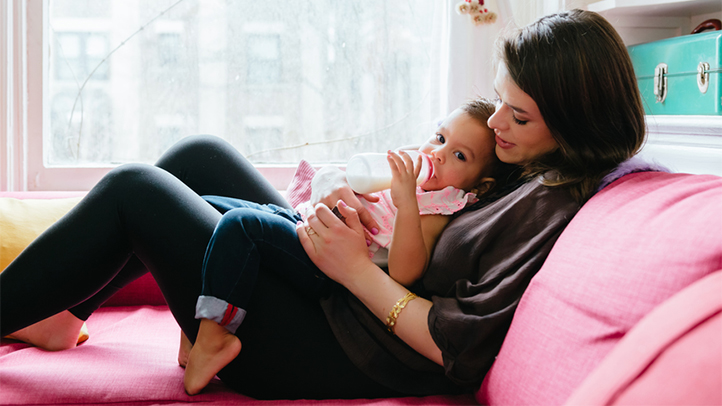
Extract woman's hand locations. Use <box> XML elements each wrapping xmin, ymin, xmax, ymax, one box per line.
<box><xmin>297</xmin><ymin>201</ymin><xmax>443</xmax><ymax>366</ymax></box>
<box><xmin>309</xmin><ymin>166</ymin><xmax>380</xmax><ymax>235</ymax></box>
<box><xmin>297</xmin><ymin>200</ymin><xmax>372</xmax><ymax>286</ymax></box>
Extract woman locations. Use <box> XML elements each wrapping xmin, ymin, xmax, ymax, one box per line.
<box><xmin>1</xmin><ymin>9</ymin><xmax>644</xmax><ymax>399</ymax></box>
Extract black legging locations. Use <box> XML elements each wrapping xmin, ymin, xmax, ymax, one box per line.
<box><xmin>0</xmin><ymin>135</ymin><xmax>401</xmax><ymax>400</ymax></box>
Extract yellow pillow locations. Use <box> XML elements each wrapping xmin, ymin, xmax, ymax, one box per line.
<box><xmin>0</xmin><ymin>197</ymin><xmax>83</xmax><ymax>269</ymax></box>
<box><xmin>0</xmin><ymin>196</ymin><xmax>89</xmax><ymax>343</ymax></box>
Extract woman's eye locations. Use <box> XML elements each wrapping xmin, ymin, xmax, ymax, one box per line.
<box><xmin>497</xmin><ymin>97</ymin><xmax>528</xmax><ymax>125</ymax></box>
<box><xmin>455</xmin><ymin>152</ymin><xmax>466</xmax><ymax>161</ymax></box>
<box><xmin>436</xmin><ymin>133</ymin><xmax>445</xmax><ymax>143</ymax></box>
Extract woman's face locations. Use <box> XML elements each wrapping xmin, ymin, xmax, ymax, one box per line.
<box><xmin>487</xmin><ymin>63</ymin><xmax>559</xmax><ymax>165</ymax></box>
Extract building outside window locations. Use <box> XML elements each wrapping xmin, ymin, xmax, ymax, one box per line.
<box><xmin>246</xmin><ymin>34</ymin><xmax>281</xmax><ymax>85</ymax></box>
<box><xmin>9</xmin><ymin>0</ymin><xmax>515</xmax><ymax>191</ymax></box>
<box><xmin>45</xmin><ymin>0</ymin><xmax>437</xmax><ymax>170</ymax></box>
<box><xmin>53</xmin><ymin>32</ymin><xmax>110</xmax><ymax>81</ymax></box>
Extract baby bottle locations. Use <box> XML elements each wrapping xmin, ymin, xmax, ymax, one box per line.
<box><xmin>345</xmin><ymin>150</ymin><xmax>434</xmax><ymax>194</ymax></box>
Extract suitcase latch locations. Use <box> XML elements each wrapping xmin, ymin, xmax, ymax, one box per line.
<box><xmin>654</xmin><ymin>63</ymin><xmax>668</xmax><ymax>103</ymax></box>
<box><xmin>697</xmin><ymin>62</ymin><xmax>710</xmax><ymax>94</ymax></box>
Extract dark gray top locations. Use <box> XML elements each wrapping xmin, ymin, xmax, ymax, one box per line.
<box><xmin>320</xmin><ymin>178</ymin><xmax>581</xmax><ymax>395</ymax></box>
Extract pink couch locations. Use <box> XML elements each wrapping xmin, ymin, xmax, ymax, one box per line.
<box><xmin>1</xmin><ymin>170</ymin><xmax>721</xmax><ymax>405</ymax></box>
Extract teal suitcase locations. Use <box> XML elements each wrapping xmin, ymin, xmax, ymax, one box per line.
<box><xmin>627</xmin><ymin>29</ymin><xmax>722</xmax><ymax>115</ymax></box>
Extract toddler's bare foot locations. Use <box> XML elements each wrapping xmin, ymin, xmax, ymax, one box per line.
<box><xmin>178</xmin><ymin>331</ymin><xmax>192</xmax><ymax>368</ymax></box>
<box><xmin>184</xmin><ymin>318</ymin><xmax>241</xmax><ymax>395</ymax></box>
<box><xmin>5</xmin><ymin>310</ymin><xmax>86</xmax><ymax>351</ymax></box>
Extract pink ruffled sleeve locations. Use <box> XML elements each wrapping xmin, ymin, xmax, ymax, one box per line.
<box><xmin>417</xmin><ymin>186</ymin><xmax>478</xmax><ymax>215</ymax></box>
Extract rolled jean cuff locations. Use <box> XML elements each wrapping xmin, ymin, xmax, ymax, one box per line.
<box><xmin>195</xmin><ymin>295</ymin><xmax>246</xmax><ymax>334</ymax></box>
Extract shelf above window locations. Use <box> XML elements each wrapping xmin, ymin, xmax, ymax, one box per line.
<box><xmin>588</xmin><ymin>0</ymin><xmax>722</xmax><ymax>46</ymax></box>
<box><xmin>589</xmin><ymin>0</ymin><xmax>721</xmax><ymax>18</ymax></box>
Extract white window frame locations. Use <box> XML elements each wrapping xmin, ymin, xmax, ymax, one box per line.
<box><xmin>3</xmin><ymin>0</ymin><xmax>502</xmax><ymax>191</ymax></box>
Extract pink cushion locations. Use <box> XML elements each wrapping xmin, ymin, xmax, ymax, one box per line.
<box><xmin>103</xmin><ymin>272</ymin><xmax>166</xmax><ymax>306</ymax></box>
<box><xmin>565</xmin><ymin>270</ymin><xmax>722</xmax><ymax>405</ymax></box>
<box><xmin>477</xmin><ymin>171</ymin><xmax>722</xmax><ymax>406</ymax></box>
<box><xmin>0</xmin><ymin>306</ymin><xmax>475</xmax><ymax>405</ymax></box>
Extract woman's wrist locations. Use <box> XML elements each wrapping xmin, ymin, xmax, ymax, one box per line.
<box><xmin>345</xmin><ymin>264</ymin><xmax>443</xmax><ymax>365</ymax></box>
<box><xmin>344</xmin><ymin>262</ymin><xmax>400</xmax><ymax>312</ymax></box>
<box><xmin>342</xmin><ymin>260</ymin><xmax>394</xmax><ymax>300</ymax></box>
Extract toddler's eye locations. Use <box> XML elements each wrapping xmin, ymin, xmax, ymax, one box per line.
<box><xmin>436</xmin><ymin>133</ymin><xmax>445</xmax><ymax>143</ymax></box>
<box><xmin>455</xmin><ymin>152</ymin><xmax>466</xmax><ymax>161</ymax></box>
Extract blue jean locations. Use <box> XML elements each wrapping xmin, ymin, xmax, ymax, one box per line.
<box><xmin>198</xmin><ymin>196</ymin><xmax>335</xmax><ymax>332</ymax></box>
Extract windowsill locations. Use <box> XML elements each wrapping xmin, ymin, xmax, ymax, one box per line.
<box><xmin>28</xmin><ymin>162</ymin><xmax>333</xmax><ymax>192</ymax></box>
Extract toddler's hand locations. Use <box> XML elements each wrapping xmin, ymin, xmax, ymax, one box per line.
<box><xmin>387</xmin><ymin>150</ymin><xmax>422</xmax><ymax>209</ymax></box>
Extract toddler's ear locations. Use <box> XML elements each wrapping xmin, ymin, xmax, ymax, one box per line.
<box><xmin>473</xmin><ymin>177</ymin><xmax>497</xmax><ymax>196</ymax></box>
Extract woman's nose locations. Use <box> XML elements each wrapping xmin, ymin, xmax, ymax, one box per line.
<box><xmin>487</xmin><ymin>105</ymin><xmax>505</xmax><ymax>131</ymax></box>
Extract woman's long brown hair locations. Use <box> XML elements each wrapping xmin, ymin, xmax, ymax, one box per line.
<box><xmin>498</xmin><ymin>9</ymin><xmax>646</xmax><ymax>203</ymax></box>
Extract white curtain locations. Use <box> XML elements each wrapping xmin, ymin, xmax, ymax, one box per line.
<box><xmin>430</xmin><ymin>0</ymin><xmax>535</xmax><ymax>118</ymax></box>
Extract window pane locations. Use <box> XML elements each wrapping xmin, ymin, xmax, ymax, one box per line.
<box><xmin>246</xmin><ymin>34</ymin><xmax>281</xmax><ymax>85</ymax></box>
<box><xmin>47</xmin><ymin>0</ymin><xmax>437</xmax><ymax>166</ymax></box>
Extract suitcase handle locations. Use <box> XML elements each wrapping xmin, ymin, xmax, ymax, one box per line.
<box><xmin>691</xmin><ymin>19</ymin><xmax>721</xmax><ymax>34</ymax></box>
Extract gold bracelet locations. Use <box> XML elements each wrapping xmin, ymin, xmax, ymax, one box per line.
<box><xmin>386</xmin><ymin>292</ymin><xmax>418</xmax><ymax>334</ymax></box>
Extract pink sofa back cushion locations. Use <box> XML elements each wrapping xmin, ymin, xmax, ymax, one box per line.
<box><xmin>1</xmin><ymin>191</ymin><xmax>165</xmax><ymax>306</ymax></box>
<box><xmin>477</xmin><ymin>171</ymin><xmax>722</xmax><ymax>406</ymax></box>
<box><xmin>565</xmin><ymin>270</ymin><xmax>722</xmax><ymax>405</ymax></box>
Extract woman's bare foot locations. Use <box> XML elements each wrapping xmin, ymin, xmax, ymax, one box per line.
<box><xmin>5</xmin><ymin>310</ymin><xmax>86</xmax><ymax>351</ymax></box>
<box><xmin>178</xmin><ymin>331</ymin><xmax>193</xmax><ymax>368</ymax></box>
<box><xmin>183</xmin><ymin>318</ymin><xmax>241</xmax><ymax>395</ymax></box>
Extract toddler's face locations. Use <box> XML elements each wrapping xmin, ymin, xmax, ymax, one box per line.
<box><xmin>419</xmin><ymin>109</ymin><xmax>497</xmax><ymax>192</ymax></box>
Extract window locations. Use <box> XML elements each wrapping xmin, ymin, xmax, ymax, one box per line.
<box><xmin>246</xmin><ymin>34</ymin><xmax>281</xmax><ymax>85</ymax></box>
<box><xmin>5</xmin><ymin>0</ymin><xmax>500</xmax><ymax>191</ymax></box>
<box><xmin>157</xmin><ymin>32</ymin><xmax>183</xmax><ymax>68</ymax></box>
<box><xmin>46</xmin><ymin>0</ymin><xmax>439</xmax><ymax>167</ymax></box>
<box><xmin>243</xmin><ymin>116</ymin><xmax>285</xmax><ymax>158</ymax></box>
<box><xmin>53</xmin><ymin>32</ymin><xmax>110</xmax><ymax>81</ymax></box>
